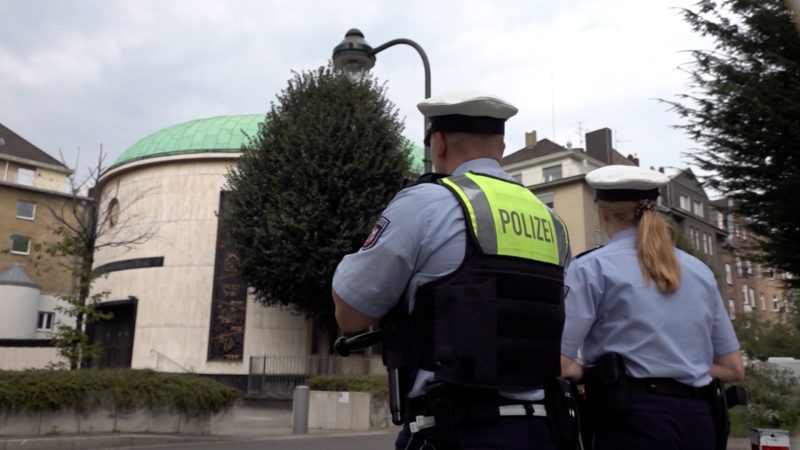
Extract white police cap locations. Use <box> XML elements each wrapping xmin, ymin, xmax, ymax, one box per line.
<box><xmin>417</xmin><ymin>92</ymin><xmax>517</xmax><ymax>145</ymax></box>
<box><xmin>417</xmin><ymin>92</ymin><xmax>518</xmax><ymax>119</ymax></box>
<box><xmin>586</xmin><ymin>165</ymin><xmax>669</xmax><ymax>201</ymax></box>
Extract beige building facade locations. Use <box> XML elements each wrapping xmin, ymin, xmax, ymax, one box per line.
<box><xmin>0</xmin><ymin>123</ymin><xmax>80</xmax><ymax>349</ymax></box>
<box><xmin>502</xmin><ymin>128</ymin><xmax>635</xmax><ymax>255</ymax></box>
<box><xmin>89</xmin><ymin>115</ymin><xmax>311</xmax><ymax>387</ymax></box>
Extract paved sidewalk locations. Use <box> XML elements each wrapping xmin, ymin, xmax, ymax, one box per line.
<box><xmin>0</xmin><ymin>405</ymin><xmax>400</xmax><ymax>450</ymax></box>
<box><xmin>0</xmin><ymin>405</ymin><xmax>795</xmax><ymax>449</ymax></box>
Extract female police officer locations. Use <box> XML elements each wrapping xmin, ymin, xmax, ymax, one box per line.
<box><xmin>332</xmin><ymin>92</ymin><xmax>571</xmax><ymax>450</ymax></box>
<box><xmin>560</xmin><ymin>165</ymin><xmax>744</xmax><ymax>450</ymax></box>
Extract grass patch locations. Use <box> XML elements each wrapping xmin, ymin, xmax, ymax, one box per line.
<box><xmin>306</xmin><ymin>374</ymin><xmax>388</xmax><ymax>396</ymax></box>
<box><xmin>0</xmin><ymin>369</ymin><xmax>239</xmax><ymax>415</ymax></box>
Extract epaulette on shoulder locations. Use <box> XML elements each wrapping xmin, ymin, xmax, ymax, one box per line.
<box><xmin>575</xmin><ymin>246</ymin><xmax>603</xmax><ymax>260</ymax></box>
<box><xmin>402</xmin><ymin>172</ymin><xmax>448</xmax><ymax>189</ymax></box>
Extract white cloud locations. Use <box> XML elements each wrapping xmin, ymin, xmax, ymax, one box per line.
<box><xmin>1</xmin><ymin>0</ymin><xmax>711</xmax><ymax>177</ymax></box>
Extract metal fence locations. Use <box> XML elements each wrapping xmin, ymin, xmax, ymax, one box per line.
<box><xmin>247</xmin><ymin>354</ymin><xmax>384</xmax><ymax>399</ymax></box>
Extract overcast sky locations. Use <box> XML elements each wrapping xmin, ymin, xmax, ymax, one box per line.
<box><xmin>1</xmin><ymin>0</ymin><xmax>710</xmax><ymax>178</ymax></box>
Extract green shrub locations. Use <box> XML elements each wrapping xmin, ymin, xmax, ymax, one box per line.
<box><xmin>0</xmin><ymin>369</ymin><xmax>239</xmax><ymax>415</ymax></box>
<box><xmin>728</xmin><ymin>407</ymin><xmax>751</xmax><ymax>438</ymax></box>
<box><xmin>306</xmin><ymin>374</ymin><xmax>388</xmax><ymax>396</ymax></box>
<box><xmin>739</xmin><ymin>362</ymin><xmax>800</xmax><ymax>430</ymax></box>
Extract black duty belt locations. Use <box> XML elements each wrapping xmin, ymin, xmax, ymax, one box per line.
<box><xmin>405</xmin><ymin>385</ymin><xmax>547</xmax><ymax>426</ymax></box>
<box><xmin>627</xmin><ymin>377</ymin><xmax>711</xmax><ymax>399</ymax></box>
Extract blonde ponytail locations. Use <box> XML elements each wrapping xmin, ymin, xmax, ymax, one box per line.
<box><xmin>637</xmin><ymin>207</ymin><xmax>680</xmax><ymax>293</ymax></box>
<box><xmin>598</xmin><ymin>200</ymin><xmax>681</xmax><ymax>293</ymax></box>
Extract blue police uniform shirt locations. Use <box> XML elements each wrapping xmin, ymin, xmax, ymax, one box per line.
<box><xmin>333</xmin><ymin>158</ymin><xmax>563</xmax><ymax>400</ymax></box>
<box><xmin>561</xmin><ymin>227</ymin><xmax>740</xmax><ymax>387</ymax></box>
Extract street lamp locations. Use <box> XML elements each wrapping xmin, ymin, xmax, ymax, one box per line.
<box><xmin>332</xmin><ymin>28</ymin><xmax>432</xmax><ymax>173</ymax></box>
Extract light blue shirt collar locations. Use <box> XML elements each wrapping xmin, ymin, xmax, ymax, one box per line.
<box><xmin>452</xmin><ymin>158</ymin><xmax>503</xmax><ymax>177</ymax></box>
<box><xmin>609</xmin><ymin>226</ymin><xmax>638</xmax><ymax>244</ymax></box>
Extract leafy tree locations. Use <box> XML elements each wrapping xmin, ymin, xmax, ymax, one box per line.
<box><xmin>225</xmin><ymin>64</ymin><xmax>412</xmax><ymax>326</ymax></box>
<box><xmin>740</xmin><ymin>361</ymin><xmax>800</xmax><ymax>429</ymax></box>
<box><xmin>36</xmin><ymin>152</ymin><xmax>155</xmax><ymax>369</ymax></box>
<box><xmin>733</xmin><ymin>315</ymin><xmax>800</xmax><ymax>360</ymax></box>
<box><xmin>670</xmin><ymin>0</ymin><xmax>800</xmax><ymax>287</ymax></box>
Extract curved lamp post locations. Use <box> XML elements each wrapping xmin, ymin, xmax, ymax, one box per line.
<box><xmin>332</xmin><ymin>28</ymin><xmax>432</xmax><ymax>173</ymax></box>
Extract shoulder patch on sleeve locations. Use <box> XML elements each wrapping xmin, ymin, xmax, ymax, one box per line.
<box><xmin>361</xmin><ymin>216</ymin><xmax>390</xmax><ymax>250</ymax></box>
<box><xmin>575</xmin><ymin>246</ymin><xmax>603</xmax><ymax>260</ymax></box>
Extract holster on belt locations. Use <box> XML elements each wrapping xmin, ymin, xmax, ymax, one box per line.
<box><xmin>405</xmin><ymin>382</ymin><xmax>462</xmax><ymax>450</ymax></box>
<box><xmin>709</xmin><ymin>379</ymin><xmax>750</xmax><ymax>450</ymax></box>
<box><xmin>583</xmin><ymin>352</ymin><xmax>630</xmax><ymax>415</ymax></box>
<box><xmin>544</xmin><ymin>377</ymin><xmax>581</xmax><ymax>450</ymax></box>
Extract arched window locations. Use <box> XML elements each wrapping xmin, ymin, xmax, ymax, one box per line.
<box><xmin>108</xmin><ymin>198</ymin><xmax>120</xmax><ymax>228</ymax></box>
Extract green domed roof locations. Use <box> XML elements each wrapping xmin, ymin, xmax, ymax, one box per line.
<box><xmin>112</xmin><ymin>115</ymin><xmax>264</xmax><ymax>168</ymax></box>
<box><xmin>112</xmin><ymin>114</ymin><xmax>425</xmax><ymax>173</ymax></box>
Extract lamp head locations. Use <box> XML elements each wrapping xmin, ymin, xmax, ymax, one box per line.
<box><xmin>332</xmin><ymin>28</ymin><xmax>375</xmax><ymax>83</ymax></box>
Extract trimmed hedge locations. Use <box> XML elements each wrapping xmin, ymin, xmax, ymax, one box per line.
<box><xmin>0</xmin><ymin>369</ymin><xmax>239</xmax><ymax>415</ymax></box>
<box><xmin>306</xmin><ymin>374</ymin><xmax>388</xmax><ymax>396</ymax></box>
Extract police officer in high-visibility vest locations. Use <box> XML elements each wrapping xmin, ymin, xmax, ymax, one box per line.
<box><xmin>332</xmin><ymin>92</ymin><xmax>573</xmax><ymax>450</ymax></box>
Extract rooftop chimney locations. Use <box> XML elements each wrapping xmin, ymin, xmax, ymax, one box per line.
<box><xmin>525</xmin><ymin>130</ymin><xmax>538</xmax><ymax>147</ymax></box>
<box><xmin>585</xmin><ymin>128</ymin><xmax>613</xmax><ymax>164</ymax></box>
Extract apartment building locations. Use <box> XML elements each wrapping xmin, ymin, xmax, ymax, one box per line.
<box><xmin>502</xmin><ymin>129</ymin><xmax>747</xmax><ymax>316</ymax></box>
<box><xmin>0</xmin><ymin>122</ymin><xmax>85</xmax><ymax>367</ymax></box>
<box><xmin>711</xmin><ymin>198</ymin><xmax>793</xmax><ymax>323</ymax></box>
<box><xmin>502</xmin><ymin>128</ymin><xmax>635</xmax><ymax>255</ymax></box>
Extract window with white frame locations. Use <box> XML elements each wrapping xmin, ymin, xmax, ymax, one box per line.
<box><xmin>511</xmin><ymin>173</ymin><xmax>522</xmax><ymax>184</ymax></box>
<box><xmin>741</xmin><ymin>285</ymin><xmax>751</xmax><ymax>312</ymax></box>
<box><xmin>679</xmin><ymin>195</ymin><xmax>690</xmax><ymax>211</ymax></box>
<box><xmin>37</xmin><ymin>311</ymin><xmax>54</xmax><ymax>331</ymax></box>
<box><xmin>749</xmin><ymin>288</ymin><xmax>755</xmax><ymax>307</ymax></box>
<box><xmin>542</xmin><ymin>165</ymin><xmax>562</xmax><ymax>182</ymax></box>
<box><xmin>708</xmin><ymin>234</ymin><xmax>714</xmax><ymax>255</ymax></box>
<box><xmin>746</xmin><ymin>260</ymin><xmax>752</xmax><ymax>276</ymax></box>
<box><xmin>773</xmin><ymin>295</ymin><xmax>780</xmax><ymax>311</ymax></box>
<box><xmin>16</xmin><ymin>200</ymin><xmax>36</xmax><ymax>220</ymax></box>
<box><xmin>741</xmin><ymin>285</ymin><xmax>747</xmax><ymax>304</ymax></box>
<box><xmin>728</xmin><ymin>299</ymin><xmax>736</xmax><ymax>319</ymax></box>
<box><xmin>725</xmin><ymin>264</ymin><xmax>732</xmax><ymax>285</ymax></box>
<box><xmin>10</xmin><ymin>235</ymin><xmax>31</xmax><ymax>255</ymax></box>
<box><xmin>736</xmin><ymin>257</ymin><xmax>743</xmax><ymax>277</ymax></box>
<box><xmin>16</xmin><ymin>167</ymin><xmax>35</xmax><ymax>186</ymax></box>
<box><xmin>692</xmin><ymin>200</ymin><xmax>704</xmax><ymax>217</ymax></box>
<box><xmin>716</xmin><ymin>213</ymin><xmax>724</xmax><ymax>230</ymax></box>
<box><xmin>759</xmin><ymin>292</ymin><xmax>766</xmax><ymax>310</ymax></box>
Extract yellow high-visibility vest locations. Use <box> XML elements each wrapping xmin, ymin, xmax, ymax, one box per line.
<box><xmin>441</xmin><ymin>172</ymin><xmax>569</xmax><ymax>266</ymax></box>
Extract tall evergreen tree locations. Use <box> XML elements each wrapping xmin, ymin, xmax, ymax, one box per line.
<box><xmin>670</xmin><ymin>0</ymin><xmax>800</xmax><ymax>286</ymax></box>
<box><xmin>225</xmin><ymin>65</ymin><xmax>412</xmax><ymax>325</ymax></box>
